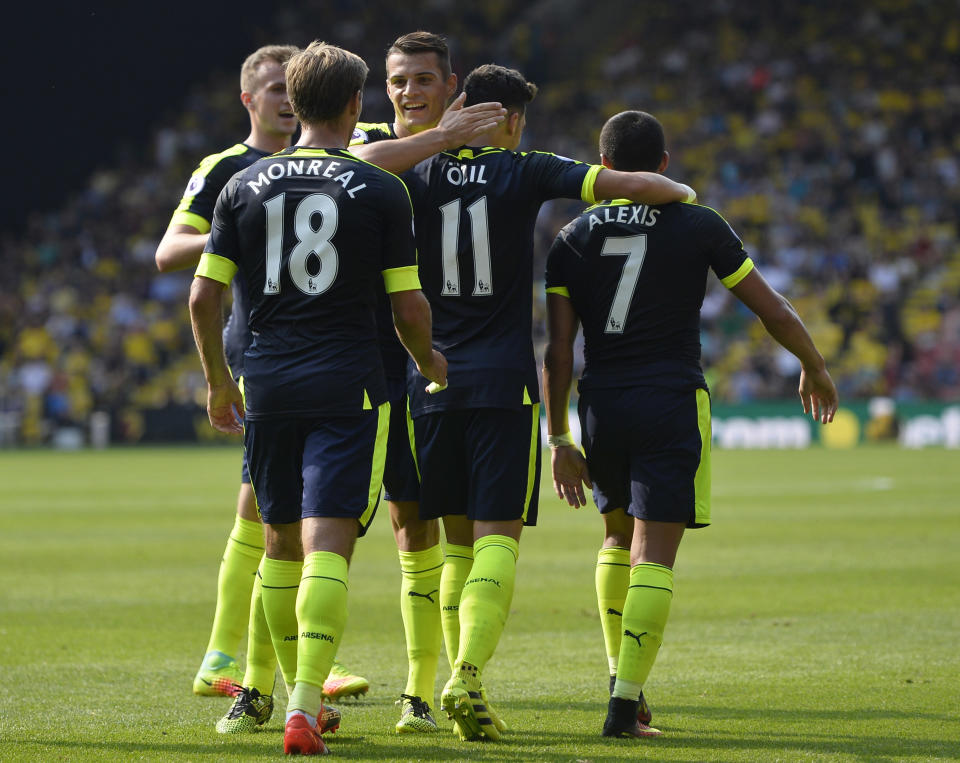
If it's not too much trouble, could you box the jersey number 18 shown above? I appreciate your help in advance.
[262,192,340,296]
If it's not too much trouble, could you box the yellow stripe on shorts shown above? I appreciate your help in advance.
[693,388,712,525]
[361,402,391,530]
[521,403,540,523]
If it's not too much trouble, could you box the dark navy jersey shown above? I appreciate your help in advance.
[403,146,601,415]
[350,122,397,145]
[545,199,753,391]
[170,143,271,377]
[198,146,420,419]
[349,121,408,381]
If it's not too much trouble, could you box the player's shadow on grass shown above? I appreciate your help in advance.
[666,702,957,723]
[509,699,959,760]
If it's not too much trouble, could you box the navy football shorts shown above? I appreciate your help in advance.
[244,403,389,535]
[578,386,711,528]
[240,448,251,484]
[413,405,541,525]
[381,377,420,503]
[237,375,251,485]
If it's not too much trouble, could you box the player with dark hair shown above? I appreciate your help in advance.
[542,109,838,739]
[189,41,447,756]
[347,31,508,735]
[401,68,696,742]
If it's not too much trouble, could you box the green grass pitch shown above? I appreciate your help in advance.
[1,445,958,761]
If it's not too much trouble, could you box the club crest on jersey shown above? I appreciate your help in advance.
[351,127,368,144]
[186,174,205,196]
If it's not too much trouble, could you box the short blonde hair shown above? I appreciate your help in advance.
[240,44,300,93]
[286,41,369,125]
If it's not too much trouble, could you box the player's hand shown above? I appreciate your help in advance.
[799,365,838,424]
[437,93,507,148]
[207,379,244,434]
[551,446,592,508]
[418,349,448,391]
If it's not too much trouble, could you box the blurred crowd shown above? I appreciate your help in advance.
[1,0,958,445]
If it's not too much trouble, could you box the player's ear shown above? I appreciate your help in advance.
[241,91,254,109]
[599,153,614,170]
[658,151,669,173]
[446,73,457,98]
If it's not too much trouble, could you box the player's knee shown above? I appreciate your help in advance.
[391,503,439,550]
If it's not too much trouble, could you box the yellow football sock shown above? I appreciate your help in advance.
[260,556,302,695]
[612,563,673,700]
[294,551,348,692]
[242,558,277,696]
[439,544,474,671]
[456,535,519,673]
[288,680,325,721]
[399,545,443,702]
[206,515,264,656]
[596,546,630,676]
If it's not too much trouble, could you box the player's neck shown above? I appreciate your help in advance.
[467,130,510,150]
[245,129,292,155]
[297,124,351,150]
[393,121,433,139]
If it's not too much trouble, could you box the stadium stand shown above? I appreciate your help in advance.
[1,0,957,445]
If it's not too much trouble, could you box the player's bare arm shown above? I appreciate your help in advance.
[730,269,838,424]
[189,275,244,434]
[593,168,696,206]
[351,94,506,174]
[155,223,209,273]
[389,289,448,388]
[543,292,592,508]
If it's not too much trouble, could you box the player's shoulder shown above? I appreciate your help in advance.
[350,122,395,145]
[186,143,266,196]
[674,201,740,235]
[195,143,265,175]
[516,148,583,164]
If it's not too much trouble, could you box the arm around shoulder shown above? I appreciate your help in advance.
[592,168,695,205]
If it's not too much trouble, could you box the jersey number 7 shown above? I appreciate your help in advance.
[262,192,340,296]
[601,233,647,333]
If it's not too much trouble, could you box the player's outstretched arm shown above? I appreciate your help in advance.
[389,289,448,388]
[730,269,838,424]
[592,168,696,206]
[156,224,210,273]
[543,293,592,508]
[189,275,243,434]
[350,94,506,174]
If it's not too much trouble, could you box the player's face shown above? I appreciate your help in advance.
[248,61,297,138]
[385,52,456,136]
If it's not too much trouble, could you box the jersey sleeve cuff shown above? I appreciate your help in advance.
[195,253,237,285]
[383,265,421,293]
[545,285,571,298]
[170,210,212,234]
[721,257,754,288]
[580,164,604,205]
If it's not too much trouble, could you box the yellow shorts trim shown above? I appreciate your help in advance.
[521,403,540,523]
[361,402,391,529]
[693,388,712,525]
